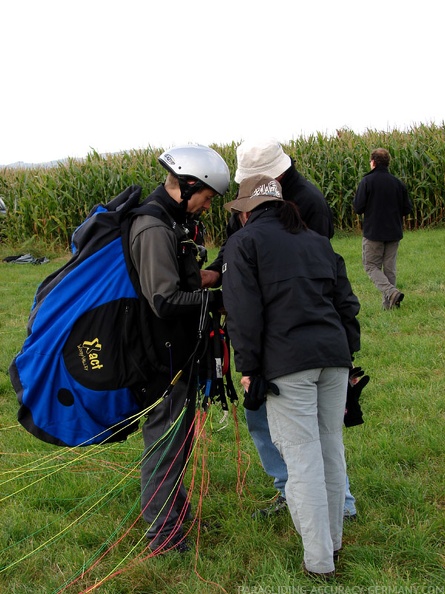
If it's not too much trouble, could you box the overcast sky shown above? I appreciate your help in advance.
[2,0,444,165]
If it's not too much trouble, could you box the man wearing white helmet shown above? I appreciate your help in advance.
[129,144,230,553]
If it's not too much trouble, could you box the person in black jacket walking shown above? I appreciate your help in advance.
[353,148,412,309]
[222,175,361,580]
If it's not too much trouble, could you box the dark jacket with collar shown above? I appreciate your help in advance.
[222,207,360,381]
[353,165,412,241]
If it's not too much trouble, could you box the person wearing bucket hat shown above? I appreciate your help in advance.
[202,137,333,286]
[223,174,284,213]
[234,138,292,183]
[221,174,361,579]
[202,138,358,522]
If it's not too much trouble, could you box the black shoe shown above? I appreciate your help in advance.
[148,532,190,554]
[343,511,357,521]
[157,537,191,554]
[251,495,287,519]
[172,537,191,553]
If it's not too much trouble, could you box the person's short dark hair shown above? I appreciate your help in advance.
[371,148,390,167]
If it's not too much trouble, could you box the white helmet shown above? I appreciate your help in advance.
[158,144,230,197]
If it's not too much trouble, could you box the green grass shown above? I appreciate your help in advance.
[1,229,445,593]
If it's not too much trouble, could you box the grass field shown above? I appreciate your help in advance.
[0,229,444,593]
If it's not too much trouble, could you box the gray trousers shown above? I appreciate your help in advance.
[362,237,399,304]
[266,367,348,574]
[141,375,195,549]
[245,403,356,514]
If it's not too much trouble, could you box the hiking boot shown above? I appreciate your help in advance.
[302,562,335,582]
[389,291,404,309]
[251,495,287,519]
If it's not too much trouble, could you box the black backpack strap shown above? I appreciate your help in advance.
[130,201,187,244]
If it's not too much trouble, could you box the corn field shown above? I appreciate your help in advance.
[1,124,444,249]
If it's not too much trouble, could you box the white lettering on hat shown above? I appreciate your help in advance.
[250,180,282,200]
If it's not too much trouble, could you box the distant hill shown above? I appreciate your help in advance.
[1,159,69,169]
[1,152,123,169]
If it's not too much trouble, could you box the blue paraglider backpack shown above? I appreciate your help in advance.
[9,185,185,447]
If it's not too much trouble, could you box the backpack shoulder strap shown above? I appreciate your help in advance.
[129,201,187,243]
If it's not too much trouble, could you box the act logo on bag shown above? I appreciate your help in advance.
[77,338,104,371]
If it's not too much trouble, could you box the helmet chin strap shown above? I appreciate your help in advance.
[178,177,206,208]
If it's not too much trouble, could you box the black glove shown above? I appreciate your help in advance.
[344,366,370,427]
[243,376,279,411]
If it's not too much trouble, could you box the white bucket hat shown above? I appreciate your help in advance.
[234,137,292,183]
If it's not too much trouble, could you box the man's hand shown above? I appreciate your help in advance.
[200,269,221,288]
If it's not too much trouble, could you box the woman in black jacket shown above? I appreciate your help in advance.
[222,174,361,580]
